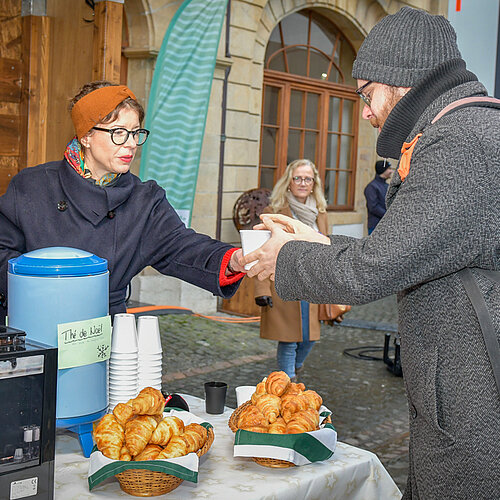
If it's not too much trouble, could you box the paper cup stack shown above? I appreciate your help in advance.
[108,314,139,410]
[137,316,163,392]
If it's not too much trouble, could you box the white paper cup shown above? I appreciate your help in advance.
[137,316,163,355]
[111,314,138,354]
[109,370,137,379]
[109,351,139,363]
[240,230,271,270]
[138,383,161,391]
[109,361,138,369]
[109,385,137,394]
[138,367,162,375]
[138,354,163,362]
[109,373,137,382]
[138,361,162,369]
[235,385,256,407]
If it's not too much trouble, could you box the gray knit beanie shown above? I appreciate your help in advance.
[352,6,462,87]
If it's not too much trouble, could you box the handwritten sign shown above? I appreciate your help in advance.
[57,315,112,370]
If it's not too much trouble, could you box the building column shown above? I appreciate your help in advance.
[20,0,50,169]
[92,0,124,83]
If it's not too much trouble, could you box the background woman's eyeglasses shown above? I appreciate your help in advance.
[92,127,150,146]
[292,176,314,185]
[356,81,373,107]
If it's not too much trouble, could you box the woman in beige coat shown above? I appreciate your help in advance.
[254,159,328,381]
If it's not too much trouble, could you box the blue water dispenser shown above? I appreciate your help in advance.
[7,247,109,457]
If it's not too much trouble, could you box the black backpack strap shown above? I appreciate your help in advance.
[432,96,500,124]
[459,268,500,395]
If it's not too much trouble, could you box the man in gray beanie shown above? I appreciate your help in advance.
[241,6,500,500]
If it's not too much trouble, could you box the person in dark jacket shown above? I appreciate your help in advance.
[364,159,392,234]
[241,7,500,500]
[0,81,245,323]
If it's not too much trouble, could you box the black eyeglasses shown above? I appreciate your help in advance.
[356,81,373,107]
[292,176,314,185]
[92,127,150,146]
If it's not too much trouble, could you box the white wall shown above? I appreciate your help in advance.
[448,1,500,95]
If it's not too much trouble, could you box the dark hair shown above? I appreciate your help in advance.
[69,80,145,123]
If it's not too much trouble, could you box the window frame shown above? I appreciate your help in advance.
[260,70,359,211]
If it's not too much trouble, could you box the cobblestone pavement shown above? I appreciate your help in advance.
[153,294,409,494]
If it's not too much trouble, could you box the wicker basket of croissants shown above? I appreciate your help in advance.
[93,387,214,496]
[228,371,331,468]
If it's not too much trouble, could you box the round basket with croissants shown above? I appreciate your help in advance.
[228,371,332,468]
[93,387,214,496]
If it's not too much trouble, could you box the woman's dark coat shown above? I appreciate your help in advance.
[0,160,239,322]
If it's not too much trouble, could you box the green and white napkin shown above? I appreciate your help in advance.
[88,408,212,491]
[233,407,336,466]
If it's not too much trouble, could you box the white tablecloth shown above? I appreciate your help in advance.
[54,394,402,499]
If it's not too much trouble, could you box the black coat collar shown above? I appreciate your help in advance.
[58,160,136,226]
[377,59,479,160]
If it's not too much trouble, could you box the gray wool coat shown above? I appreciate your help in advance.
[275,79,500,499]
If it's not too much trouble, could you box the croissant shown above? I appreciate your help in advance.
[302,390,322,411]
[281,394,309,423]
[182,423,208,453]
[94,414,124,460]
[130,387,165,415]
[113,402,135,426]
[286,409,319,434]
[268,417,287,434]
[124,415,158,456]
[251,378,267,405]
[240,425,268,433]
[150,415,184,445]
[255,394,281,424]
[283,382,305,396]
[152,413,164,424]
[237,404,268,430]
[133,444,163,461]
[265,371,290,397]
[119,445,132,461]
[157,435,188,459]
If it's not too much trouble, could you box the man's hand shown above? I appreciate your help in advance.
[255,295,273,307]
[243,214,330,281]
[243,217,295,280]
[259,214,331,243]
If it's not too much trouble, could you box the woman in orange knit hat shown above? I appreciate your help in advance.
[0,81,244,322]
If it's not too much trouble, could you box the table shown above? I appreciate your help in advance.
[54,395,402,499]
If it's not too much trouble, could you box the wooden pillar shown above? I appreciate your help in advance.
[19,15,50,170]
[92,0,124,83]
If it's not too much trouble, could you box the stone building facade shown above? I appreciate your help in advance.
[125,0,448,312]
[0,0,448,313]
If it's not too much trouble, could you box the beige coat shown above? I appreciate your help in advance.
[254,205,328,342]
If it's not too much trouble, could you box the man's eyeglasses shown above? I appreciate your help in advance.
[356,81,373,107]
[292,176,314,185]
[92,127,150,146]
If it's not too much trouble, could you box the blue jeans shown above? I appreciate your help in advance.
[277,301,316,378]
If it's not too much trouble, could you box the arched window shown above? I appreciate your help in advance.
[260,9,359,210]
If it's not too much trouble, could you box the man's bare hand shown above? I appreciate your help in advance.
[242,218,294,280]
[260,214,331,244]
[243,215,331,280]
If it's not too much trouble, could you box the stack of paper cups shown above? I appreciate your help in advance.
[137,316,163,392]
[108,313,138,410]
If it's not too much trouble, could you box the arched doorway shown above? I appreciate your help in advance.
[259,9,359,210]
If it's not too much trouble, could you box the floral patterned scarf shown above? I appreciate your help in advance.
[64,137,120,187]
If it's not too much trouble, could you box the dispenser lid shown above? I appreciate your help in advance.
[8,247,108,276]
